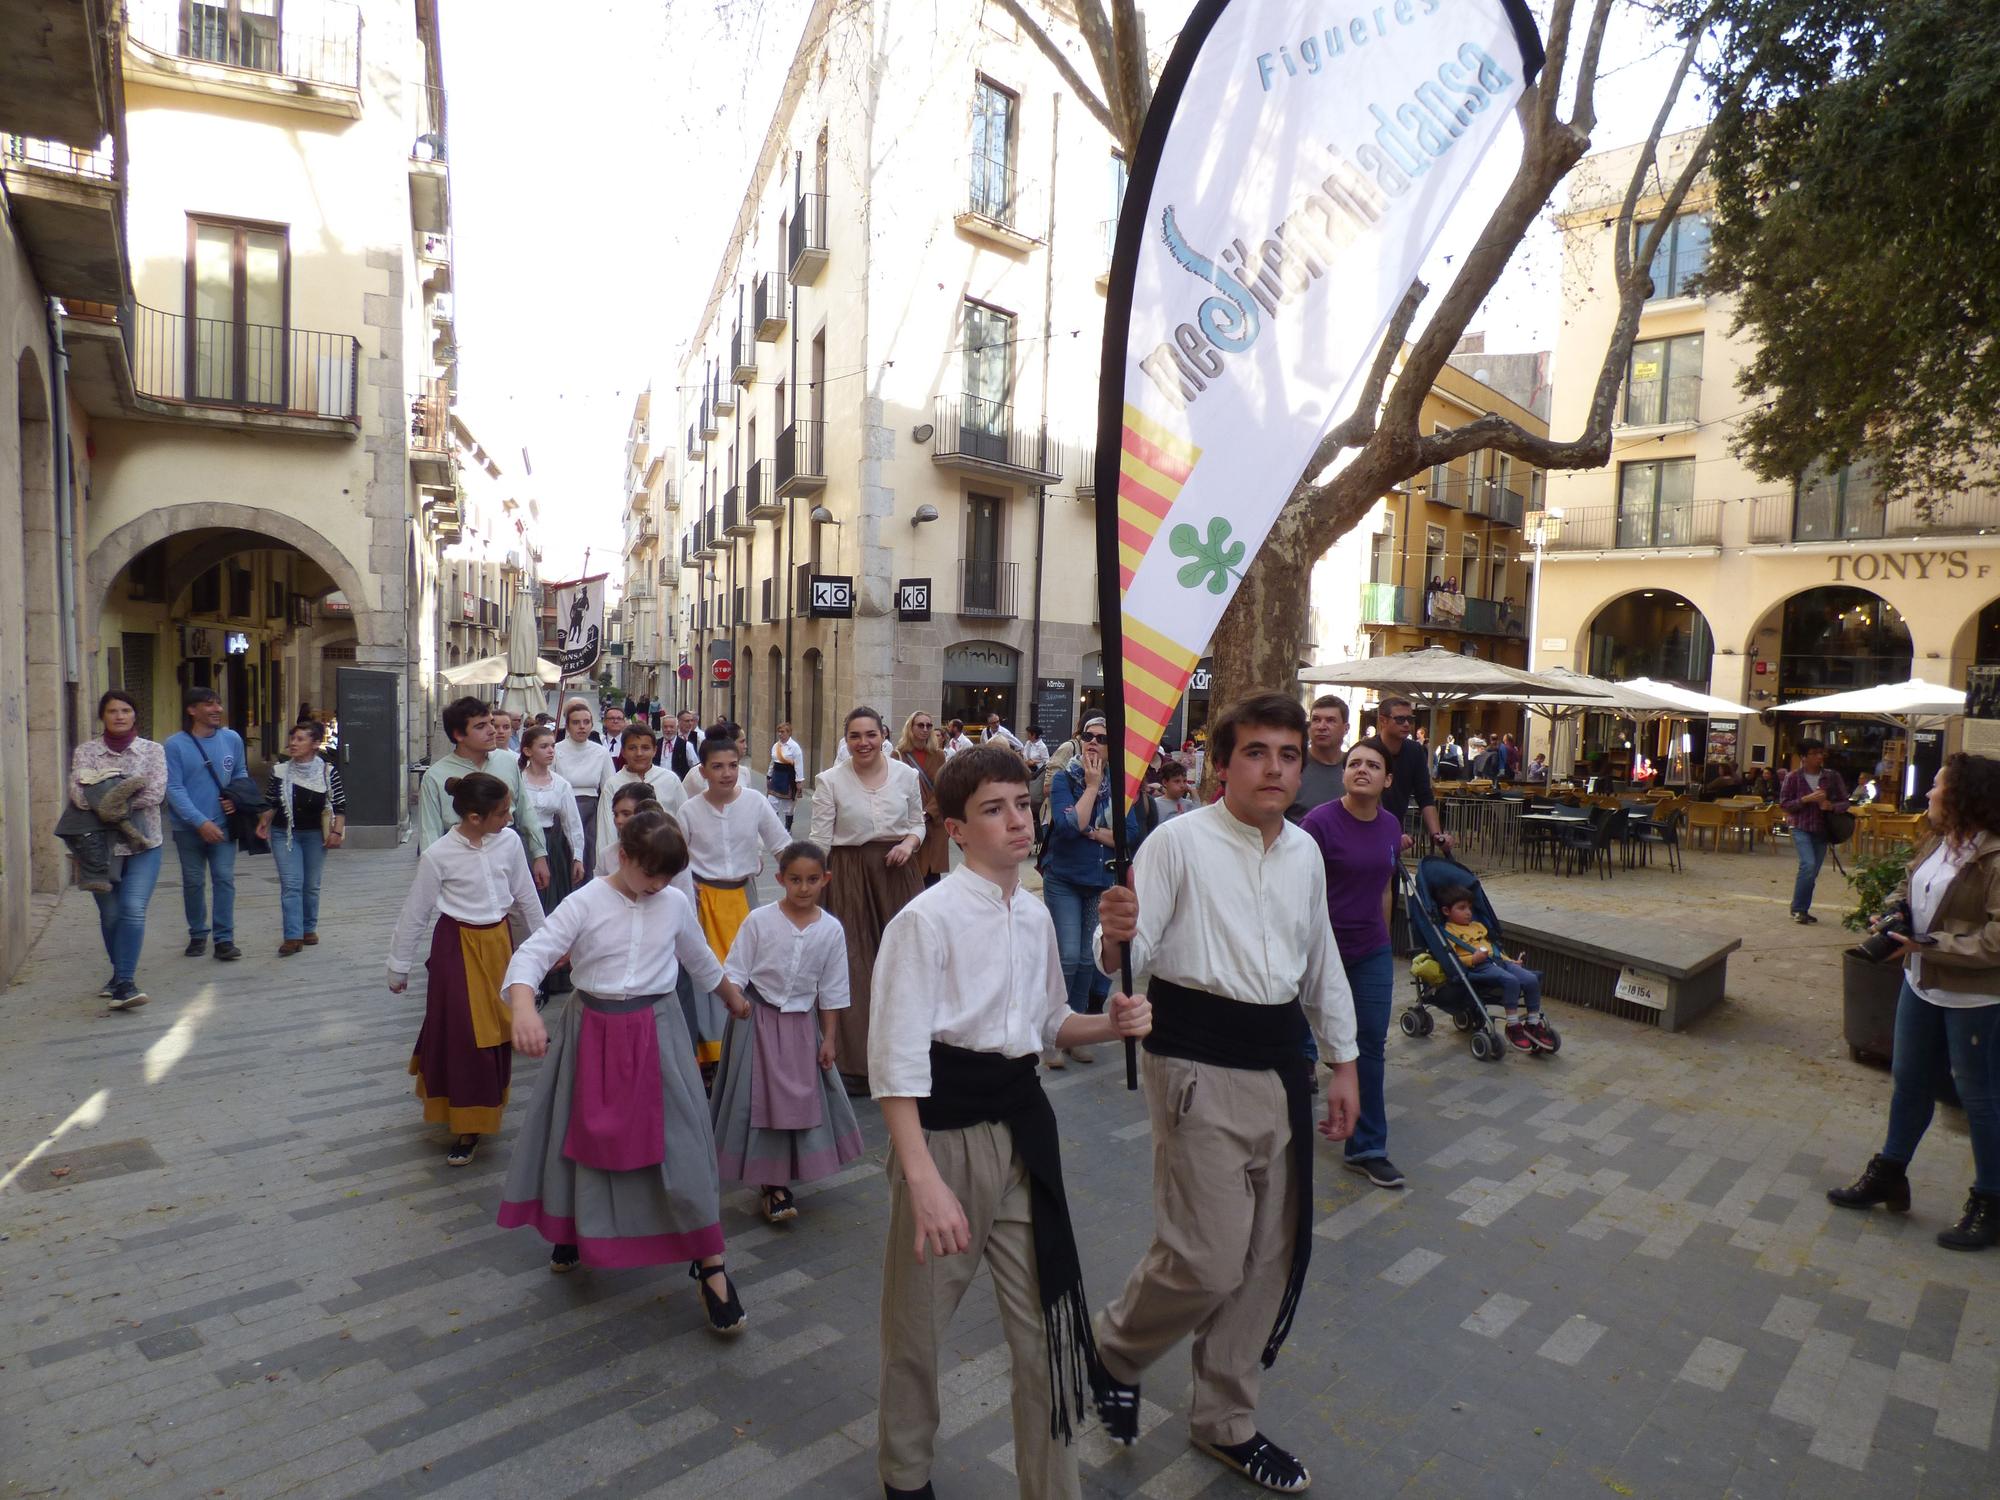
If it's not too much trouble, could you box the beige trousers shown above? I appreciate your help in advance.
[878,1119,1081,1500]
[1095,1052,1296,1447]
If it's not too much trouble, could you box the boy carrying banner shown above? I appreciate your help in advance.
[871,745,1152,1500]
[1092,692,1359,1493]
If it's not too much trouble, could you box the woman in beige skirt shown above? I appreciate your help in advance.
[809,705,925,1091]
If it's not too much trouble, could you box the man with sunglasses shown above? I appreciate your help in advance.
[1373,695,1450,854]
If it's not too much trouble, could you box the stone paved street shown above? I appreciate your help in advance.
[3,844,1998,1499]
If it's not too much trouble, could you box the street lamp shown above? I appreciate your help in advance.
[1526,506,1564,767]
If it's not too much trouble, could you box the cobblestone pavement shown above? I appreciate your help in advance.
[3,844,1997,1499]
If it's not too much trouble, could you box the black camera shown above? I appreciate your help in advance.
[1857,902,1914,963]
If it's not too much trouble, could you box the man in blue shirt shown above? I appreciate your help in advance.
[164,688,246,961]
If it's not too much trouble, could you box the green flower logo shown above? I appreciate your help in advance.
[1169,517,1246,595]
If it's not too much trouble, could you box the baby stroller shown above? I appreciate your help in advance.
[1397,855,1561,1063]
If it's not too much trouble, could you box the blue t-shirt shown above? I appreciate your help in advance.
[165,728,248,830]
[1300,798,1406,960]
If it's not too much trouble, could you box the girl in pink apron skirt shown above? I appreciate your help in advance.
[497,808,752,1335]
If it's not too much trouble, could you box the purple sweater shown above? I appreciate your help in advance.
[1779,767,1850,836]
[1301,799,1406,960]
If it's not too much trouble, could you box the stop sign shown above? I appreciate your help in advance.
[712,659,734,683]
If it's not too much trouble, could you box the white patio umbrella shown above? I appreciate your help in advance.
[1620,678,1757,718]
[1469,666,1684,777]
[1301,649,1611,767]
[1771,677,1964,805]
[439,652,561,690]
[495,580,548,721]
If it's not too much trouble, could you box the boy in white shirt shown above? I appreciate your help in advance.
[594,721,683,858]
[871,745,1151,1500]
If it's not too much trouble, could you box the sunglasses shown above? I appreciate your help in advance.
[1081,731,1109,743]
[1387,715,1415,725]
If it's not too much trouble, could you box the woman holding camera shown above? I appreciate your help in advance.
[1828,752,2000,1250]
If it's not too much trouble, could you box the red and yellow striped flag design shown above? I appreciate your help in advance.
[1115,405,1204,802]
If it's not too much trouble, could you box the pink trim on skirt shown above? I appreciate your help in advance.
[562,1005,665,1171]
[495,1199,724,1267]
[750,1000,823,1130]
[717,1130,867,1189]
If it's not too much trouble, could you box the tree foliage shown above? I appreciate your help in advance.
[1702,0,2000,502]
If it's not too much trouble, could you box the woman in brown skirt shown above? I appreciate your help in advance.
[892,709,952,889]
[809,705,925,1091]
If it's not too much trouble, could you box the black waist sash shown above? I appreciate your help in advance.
[917,1042,1095,1442]
[1144,979,1313,1369]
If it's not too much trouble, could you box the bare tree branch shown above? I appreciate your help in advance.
[1323,280,1428,452]
[1068,0,1134,154]
[1109,0,1152,137]
[991,0,1117,141]
[1568,0,1620,137]
[1537,0,1577,135]
[1614,19,1708,279]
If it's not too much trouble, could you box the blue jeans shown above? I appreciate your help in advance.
[1469,958,1542,1014]
[1343,946,1395,1163]
[171,824,237,943]
[1791,831,1830,915]
[92,844,163,984]
[1882,981,2000,1194]
[1042,873,1106,1015]
[269,830,326,941]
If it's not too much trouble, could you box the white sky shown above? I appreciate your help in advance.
[438,0,1708,581]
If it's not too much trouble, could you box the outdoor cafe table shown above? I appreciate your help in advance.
[1518,809,1588,872]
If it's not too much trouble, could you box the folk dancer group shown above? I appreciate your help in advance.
[388,691,1359,1495]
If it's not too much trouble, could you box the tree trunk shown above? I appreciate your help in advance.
[1207,507,1314,722]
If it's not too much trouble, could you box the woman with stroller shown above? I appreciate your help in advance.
[1302,737,1413,1189]
[1827,752,2000,1250]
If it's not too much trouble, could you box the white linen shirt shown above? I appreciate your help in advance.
[870,865,1071,1098]
[809,756,926,849]
[387,827,545,978]
[722,903,851,1014]
[503,878,721,1000]
[521,771,585,857]
[1094,801,1359,1063]
[681,764,708,800]
[678,791,790,882]
[552,736,612,800]
[594,765,686,855]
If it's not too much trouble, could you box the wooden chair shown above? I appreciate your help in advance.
[1872,814,1928,851]
[1685,801,1733,853]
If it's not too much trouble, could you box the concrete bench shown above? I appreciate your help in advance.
[1491,902,1740,1032]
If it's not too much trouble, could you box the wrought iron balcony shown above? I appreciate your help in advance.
[1545,500,1721,552]
[126,0,363,92]
[1360,583,1416,626]
[724,482,754,537]
[1620,374,1701,429]
[119,301,360,423]
[713,361,735,416]
[730,321,755,386]
[753,272,786,339]
[410,377,452,482]
[0,134,125,303]
[790,193,830,284]
[957,558,1018,619]
[931,396,1062,484]
[1074,446,1097,500]
[699,397,718,440]
[775,419,826,496]
[956,155,1044,249]
[746,457,784,519]
[688,420,705,459]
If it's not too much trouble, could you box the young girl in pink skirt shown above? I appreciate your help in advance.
[497,808,752,1334]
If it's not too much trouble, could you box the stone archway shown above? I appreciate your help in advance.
[1581,588,1715,690]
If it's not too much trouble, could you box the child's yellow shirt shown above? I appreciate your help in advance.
[1444,919,1492,964]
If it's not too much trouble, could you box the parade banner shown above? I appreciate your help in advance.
[1094,0,1544,802]
[550,573,608,678]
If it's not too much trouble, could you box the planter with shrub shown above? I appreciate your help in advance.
[1841,845,1914,1067]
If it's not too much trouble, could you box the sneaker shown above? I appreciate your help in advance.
[1792,911,1819,925]
[550,1243,581,1275]
[97,977,118,1000]
[1344,1156,1406,1189]
[183,938,207,958]
[446,1136,477,1167]
[1194,1433,1311,1493]
[107,981,150,1011]
[1090,1366,1141,1445]
[1523,1016,1558,1053]
[213,942,242,962]
[1504,1020,1537,1053]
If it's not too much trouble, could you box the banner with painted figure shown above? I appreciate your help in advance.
[1094,0,1544,801]
[550,573,608,678]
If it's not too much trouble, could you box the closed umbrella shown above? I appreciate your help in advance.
[496,579,549,721]
[439,652,562,690]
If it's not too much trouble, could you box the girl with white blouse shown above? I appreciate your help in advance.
[808,705,926,1088]
[553,699,613,875]
[387,773,545,1167]
[519,725,587,997]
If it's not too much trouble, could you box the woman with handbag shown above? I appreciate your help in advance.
[256,721,346,956]
[1828,752,2000,1250]
[1778,739,1850,924]
[69,690,169,1009]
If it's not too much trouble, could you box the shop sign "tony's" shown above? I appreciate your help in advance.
[1829,550,1991,583]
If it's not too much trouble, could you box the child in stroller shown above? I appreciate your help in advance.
[1438,884,1558,1054]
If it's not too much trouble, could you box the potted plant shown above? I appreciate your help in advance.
[1841,845,1914,1067]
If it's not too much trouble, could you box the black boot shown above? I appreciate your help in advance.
[1827,1154,1911,1213]
[1937,1189,2000,1251]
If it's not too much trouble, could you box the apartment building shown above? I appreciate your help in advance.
[616,389,676,706]
[668,0,1151,773]
[1538,127,1993,786]
[1306,359,1547,744]
[0,0,465,975]
[440,421,541,675]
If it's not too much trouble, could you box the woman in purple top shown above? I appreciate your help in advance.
[1302,738,1411,1189]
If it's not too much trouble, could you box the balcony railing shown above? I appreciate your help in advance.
[1769,485,2000,544]
[1621,374,1701,428]
[1464,483,1527,528]
[688,420,704,459]
[747,457,784,519]
[958,155,1043,245]
[957,558,1018,619]
[932,396,1063,482]
[776,419,826,495]
[730,322,755,385]
[1360,582,1416,626]
[1075,445,1097,500]
[1545,500,1721,551]
[127,0,363,91]
[753,271,786,339]
[713,361,735,416]
[1460,596,1527,637]
[124,301,359,420]
[410,377,450,467]
[790,193,830,283]
[699,397,718,439]
[1426,470,1470,508]
[725,482,755,537]
[2,134,116,181]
